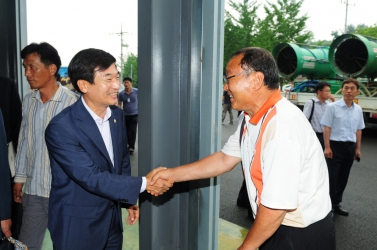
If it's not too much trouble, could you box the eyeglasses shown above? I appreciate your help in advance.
[223,70,252,83]
[321,90,331,93]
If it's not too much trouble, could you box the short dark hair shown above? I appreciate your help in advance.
[123,76,132,83]
[68,48,116,94]
[342,78,360,89]
[315,81,331,94]
[229,47,279,90]
[21,42,61,78]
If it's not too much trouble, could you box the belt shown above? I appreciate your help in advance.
[331,140,355,145]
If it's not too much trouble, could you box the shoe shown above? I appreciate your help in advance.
[229,122,233,125]
[129,148,134,155]
[333,206,349,216]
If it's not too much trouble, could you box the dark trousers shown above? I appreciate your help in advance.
[326,140,356,207]
[11,177,23,239]
[125,114,138,149]
[315,132,324,150]
[260,212,335,250]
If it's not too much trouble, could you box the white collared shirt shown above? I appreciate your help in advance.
[81,98,114,166]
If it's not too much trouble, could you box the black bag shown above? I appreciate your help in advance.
[0,237,13,250]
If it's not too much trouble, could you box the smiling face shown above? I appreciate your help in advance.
[78,63,120,115]
[22,53,56,89]
[224,54,255,112]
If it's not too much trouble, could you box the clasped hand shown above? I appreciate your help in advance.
[146,167,174,196]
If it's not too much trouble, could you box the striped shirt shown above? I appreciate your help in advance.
[14,84,78,198]
[302,97,330,133]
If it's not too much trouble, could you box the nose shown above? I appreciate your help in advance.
[223,83,229,91]
[24,68,31,77]
[112,78,120,90]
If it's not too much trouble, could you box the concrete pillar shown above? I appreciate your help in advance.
[138,0,224,249]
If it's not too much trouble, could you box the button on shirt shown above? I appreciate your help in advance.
[81,98,146,192]
[303,97,330,133]
[14,84,78,197]
[320,98,365,142]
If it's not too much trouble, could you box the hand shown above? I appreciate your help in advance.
[324,147,332,159]
[1,219,12,238]
[355,148,361,161]
[329,94,335,102]
[13,183,23,203]
[146,167,174,196]
[125,205,139,225]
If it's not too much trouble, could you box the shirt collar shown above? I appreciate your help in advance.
[32,82,63,103]
[81,97,112,123]
[340,98,354,108]
[249,90,282,125]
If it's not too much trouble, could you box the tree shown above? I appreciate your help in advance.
[123,53,138,87]
[354,23,377,38]
[223,0,259,69]
[253,0,312,52]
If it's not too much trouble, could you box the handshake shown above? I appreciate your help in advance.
[145,167,174,196]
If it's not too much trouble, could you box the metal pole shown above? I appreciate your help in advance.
[120,24,123,84]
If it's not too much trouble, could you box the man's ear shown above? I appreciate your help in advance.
[252,71,265,91]
[49,64,57,77]
[77,80,88,93]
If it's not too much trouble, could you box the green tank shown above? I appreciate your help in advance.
[329,34,377,80]
[272,43,337,80]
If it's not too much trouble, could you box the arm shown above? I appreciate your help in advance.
[323,126,332,158]
[151,151,240,184]
[238,205,286,250]
[355,130,362,159]
[13,99,28,202]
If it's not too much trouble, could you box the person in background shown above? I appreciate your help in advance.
[0,110,12,240]
[321,78,365,217]
[222,89,233,125]
[118,77,138,154]
[13,42,78,250]
[303,81,334,149]
[151,47,335,250]
[0,76,22,239]
[45,48,172,250]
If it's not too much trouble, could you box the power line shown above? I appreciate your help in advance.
[341,0,355,33]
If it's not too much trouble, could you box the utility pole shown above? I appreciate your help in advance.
[111,25,129,86]
[341,0,355,33]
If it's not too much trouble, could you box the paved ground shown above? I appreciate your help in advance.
[220,109,377,250]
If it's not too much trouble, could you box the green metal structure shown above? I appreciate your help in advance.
[329,34,377,81]
[273,43,337,80]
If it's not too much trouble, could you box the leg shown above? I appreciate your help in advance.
[11,177,23,239]
[127,115,138,150]
[227,104,233,124]
[104,209,123,250]
[334,143,356,205]
[222,104,227,122]
[18,194,49,250]
[326,141,344,208]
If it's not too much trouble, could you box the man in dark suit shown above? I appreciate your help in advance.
[0,76,22,239]
[45,48,172,250]
[0,109,12,239]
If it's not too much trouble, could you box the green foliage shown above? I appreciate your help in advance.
[253,0,312,51]
[123,53,138,87]
[354,23,377,38]
[223,0,312,70]
[223,0,259,70]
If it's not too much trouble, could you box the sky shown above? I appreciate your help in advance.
[27,0,376,67]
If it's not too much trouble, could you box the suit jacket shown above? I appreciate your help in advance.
[45,98,142,250]
[0,76,22,151]
[0,110,11,221]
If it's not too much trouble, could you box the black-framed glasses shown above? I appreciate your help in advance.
[223,70,252,83]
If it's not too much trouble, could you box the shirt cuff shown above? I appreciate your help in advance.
[140,177,146,193]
